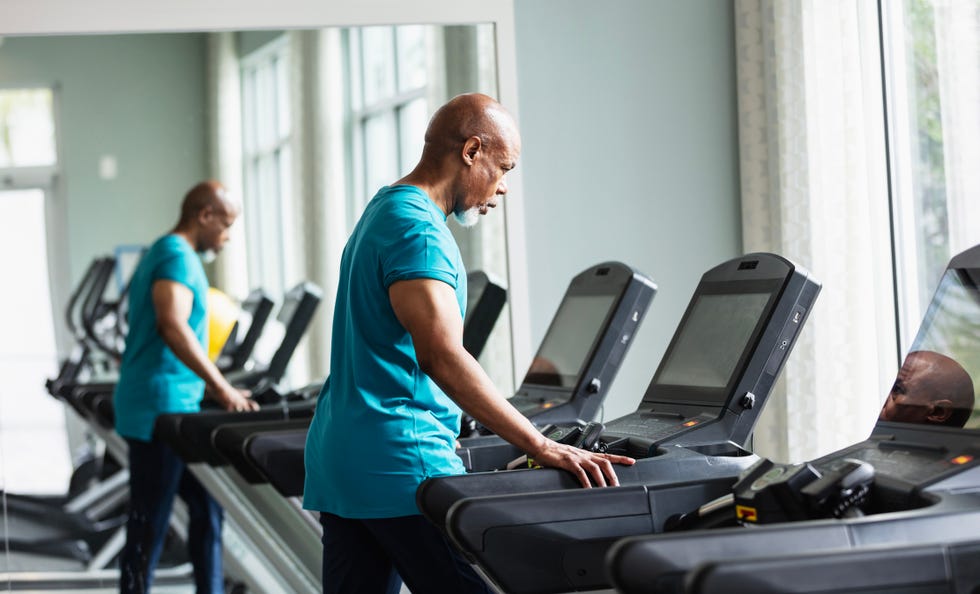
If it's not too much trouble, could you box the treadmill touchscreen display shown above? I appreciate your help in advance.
[523,294,618,388]
[277,294,299,324]
[655,292,772,390]
[878,269,980,430]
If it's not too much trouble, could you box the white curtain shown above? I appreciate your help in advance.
[933,0,980,255]
[735,0,898,463]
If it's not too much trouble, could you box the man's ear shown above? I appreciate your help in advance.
[197,205,214,224]
[462,136,482,165]
[927,399,954,423]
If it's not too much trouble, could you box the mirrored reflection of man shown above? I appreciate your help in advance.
[113,181,258,594]
[303,93,635,594]
[879,350,976,428]
[525,356,563,386]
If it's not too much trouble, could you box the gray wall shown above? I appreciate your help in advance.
[513,0,742,420]
[0,33,208,289]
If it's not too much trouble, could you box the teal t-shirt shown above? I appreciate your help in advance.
[113,234,209,442]
[303,185,467,518]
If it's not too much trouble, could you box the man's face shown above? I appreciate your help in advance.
[199,203,238,253]
[454,134,521,227]
[878,351,961,424]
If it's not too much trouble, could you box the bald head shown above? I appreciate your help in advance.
[421,93,521,162]
[174,180,239,254]
[397,93,521,222]
[880,350,976,427]
[177,181,236,227]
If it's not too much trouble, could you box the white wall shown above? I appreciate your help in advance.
[513,0,742,421]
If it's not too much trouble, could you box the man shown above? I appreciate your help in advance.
[113,180,258,594]
[304,93,635,594]
[879,350,976,427]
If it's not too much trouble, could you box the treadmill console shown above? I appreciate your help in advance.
[831,250,980,498]
[876,267,980,433]
[217,288,275,373]
[606,244,980,594]
[506,261,657,426]
[226,281,323,391]
[603,253,821,455]
[462,270,507,360]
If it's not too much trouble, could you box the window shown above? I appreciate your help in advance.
[0,88,57,168]
[342,24,515,394]
[0,188,68,493]
[883,0,980,351]
[347,25,430,226]
[241,37,294,299]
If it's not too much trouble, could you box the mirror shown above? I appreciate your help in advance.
[0,23,514,583]
[878,268,980,429]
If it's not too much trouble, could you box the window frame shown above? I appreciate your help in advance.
[346,25,430,227]
[878,0,980,356]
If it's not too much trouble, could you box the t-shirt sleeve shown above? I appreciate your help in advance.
[152,243,195,289]
[382,222,459,290]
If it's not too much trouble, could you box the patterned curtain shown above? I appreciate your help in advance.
[735,0,898,462]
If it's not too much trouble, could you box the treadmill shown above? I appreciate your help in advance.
[78,286,282,432]
[216,288,275,373]
[456,261,657,472]
[213,269,511,499]
[153,281,324,457]
[224,281,323,392]
[608,243,980,594]
[0,284,314,575]
[71,283,304,434]
[420,252,820,593]
[241,261,656,503]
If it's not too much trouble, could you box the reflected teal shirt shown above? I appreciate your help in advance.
[113,235,208,441]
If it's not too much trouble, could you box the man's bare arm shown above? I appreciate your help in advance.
[389,277,634,488]
[152,280,258,412]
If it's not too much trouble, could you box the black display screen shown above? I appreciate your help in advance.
[522,294,618,388]
[651,291,773,402]
[879,269,980,430]
[466,274,487,316]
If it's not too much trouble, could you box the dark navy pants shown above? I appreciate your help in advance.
[119,438,223,594]
[319,512,493,594]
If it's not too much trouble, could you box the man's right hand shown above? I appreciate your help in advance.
[211,385,259,412]
[153,279,261,414]
[528,439,635,488]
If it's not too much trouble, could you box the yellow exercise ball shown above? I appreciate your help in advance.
[207,288,240,361]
